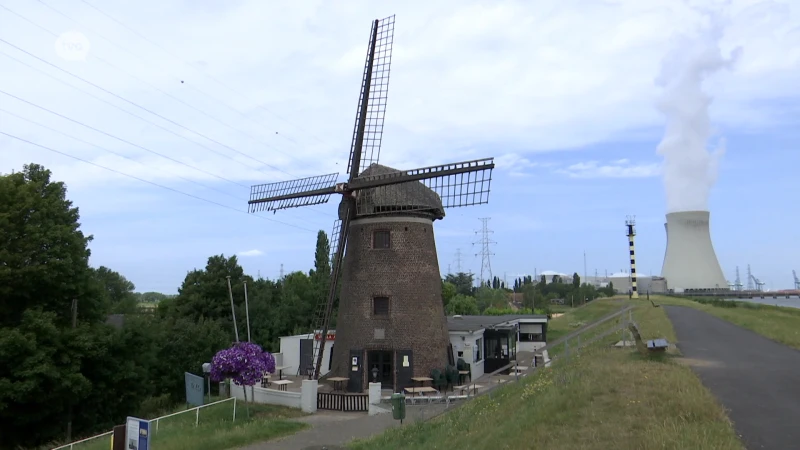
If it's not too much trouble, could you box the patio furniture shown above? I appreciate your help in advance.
[327,376,349,392]
[272,379,293,391]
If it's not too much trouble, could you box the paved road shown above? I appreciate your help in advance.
[665,306,800,450]
[240,403,449,450]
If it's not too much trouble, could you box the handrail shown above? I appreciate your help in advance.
[534,305,633,355]
[51,397,237,449]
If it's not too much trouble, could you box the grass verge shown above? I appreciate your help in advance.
[545,296,629,342]
[63,398,307,450]
[654,295,800,350]
[350,300,743,450]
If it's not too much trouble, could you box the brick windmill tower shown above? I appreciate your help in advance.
[248,15,494,393]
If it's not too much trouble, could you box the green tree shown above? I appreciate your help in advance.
[474,286,508,312]
[94,266,138,314]
[444,272,475,296]
[441,281,457,308]
[0,164,104,326]
[309,230,331,300]
[572,272,581,289]
[445,294,480,315]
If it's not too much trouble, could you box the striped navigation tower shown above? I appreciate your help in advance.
[626,216,639,299]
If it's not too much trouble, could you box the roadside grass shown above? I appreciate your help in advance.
[546,296,629,342]
[350,301,743,450]
[654,295,800,350]
[58,398,307,450]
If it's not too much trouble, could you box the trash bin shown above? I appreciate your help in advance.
[391,393,406,422]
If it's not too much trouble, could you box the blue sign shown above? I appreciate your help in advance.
[185,372,205,407]
[125,417,150,450]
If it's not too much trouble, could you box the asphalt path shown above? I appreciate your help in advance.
[665,305,800,450]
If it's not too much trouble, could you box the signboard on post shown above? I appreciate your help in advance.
[125,417,150,450]
[185,372,205,407]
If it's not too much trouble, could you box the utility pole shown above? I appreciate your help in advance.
[66,299,77,441]
[243,281,252,342]
[473,218,495,285]
[454,248,463,273]
[226,276,240,342]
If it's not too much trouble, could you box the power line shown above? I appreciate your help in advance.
[30,0,301,162]
[0,130,317,232]
[473,217,495,285]
[0,32,290,177]
[0,107,240,201]
[77,0,331,150]
[0,88,245,188]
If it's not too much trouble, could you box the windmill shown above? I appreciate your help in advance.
[248,15,494,391]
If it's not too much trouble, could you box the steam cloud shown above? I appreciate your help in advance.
[654,15,742,213]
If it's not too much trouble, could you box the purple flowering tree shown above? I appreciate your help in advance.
[210,342,276,403]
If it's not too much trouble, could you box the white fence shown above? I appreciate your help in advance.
[51,397,237,450]
[230,380,317,413]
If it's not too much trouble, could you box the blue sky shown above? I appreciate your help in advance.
[1,0,798,293]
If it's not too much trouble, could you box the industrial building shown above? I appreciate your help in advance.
[661,210,727,292]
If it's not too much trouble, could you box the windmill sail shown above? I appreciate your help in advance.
[347,15,395,176]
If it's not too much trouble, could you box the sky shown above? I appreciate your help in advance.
[1,0,798,293]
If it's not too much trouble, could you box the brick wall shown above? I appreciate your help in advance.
[330,216,450,389]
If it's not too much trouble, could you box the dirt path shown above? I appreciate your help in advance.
[665,305,800,450]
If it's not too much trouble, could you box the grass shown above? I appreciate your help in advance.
[654,295,800,350]
[545,296,629,342]
[62,398,307,450]
[350,299,743,450]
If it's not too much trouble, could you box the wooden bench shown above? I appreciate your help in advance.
[403,386,438,397]
[272,379,293,391]
[454,384,483,395]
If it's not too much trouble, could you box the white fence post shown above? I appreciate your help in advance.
[233,397,237,422]
[195,407,199,427]
[301,379,318,413]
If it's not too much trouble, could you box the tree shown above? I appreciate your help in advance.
[540,274,546,285]
[444,272,474,296]
[441,281,457,308]
[309,230,331,301]
[474,286,508,312]
[172,254,250,329]
[0,164,104,327]
[573,272,581,289]
[445,294,480,315]
[94,266,138,314]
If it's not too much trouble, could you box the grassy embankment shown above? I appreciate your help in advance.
[61,398,307,450]
[350,298,743,450]
[653,295,800,350]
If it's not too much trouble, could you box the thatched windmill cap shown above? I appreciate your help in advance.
[354,163,446,219]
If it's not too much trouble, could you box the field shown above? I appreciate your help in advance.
[58,398,307,450]
[654,295,800,349]
[350,299,743,450]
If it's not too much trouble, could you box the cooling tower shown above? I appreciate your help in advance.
[661,210,727,291]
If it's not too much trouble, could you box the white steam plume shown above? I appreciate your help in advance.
[654,15,742,213]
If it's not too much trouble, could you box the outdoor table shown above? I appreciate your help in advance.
[327,377,349,392]
[274,365,290,379]
[272,380,293,391]
[411,376,433,388]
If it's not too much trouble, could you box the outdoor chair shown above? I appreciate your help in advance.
[429,368,447,392]
[445,365,459,392]
[456,358,471,384]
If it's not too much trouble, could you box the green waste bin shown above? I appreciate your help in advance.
[391,393,406,422]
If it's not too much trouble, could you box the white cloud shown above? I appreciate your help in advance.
[0,0,797,194]
[237,249,263,257]
[557,160,661,179]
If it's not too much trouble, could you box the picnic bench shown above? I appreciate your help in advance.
[272,379,293,391]
[454,383,483,396]
[327,377,349,393]
[647,338,669,352]
[403,386,438,397]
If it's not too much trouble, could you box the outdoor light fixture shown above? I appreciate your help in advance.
[306,364,314,380]
[201,363,211,403]
[371,366,379,383]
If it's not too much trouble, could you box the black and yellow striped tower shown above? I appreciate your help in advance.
[626,216,639,299]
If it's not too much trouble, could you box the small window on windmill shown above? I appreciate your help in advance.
[373,296,390,315]
[373,230,390,249]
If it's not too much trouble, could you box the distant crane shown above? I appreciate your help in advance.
[793,270,800,290]
[749,273,766,292]
[734,266,743,291]
[747,265,755,291]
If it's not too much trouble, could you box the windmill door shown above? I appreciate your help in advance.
[395,350,413,393]
[348,349,364,393]
[299,339,313,376]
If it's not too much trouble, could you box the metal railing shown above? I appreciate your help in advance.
[51,397,237,450]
